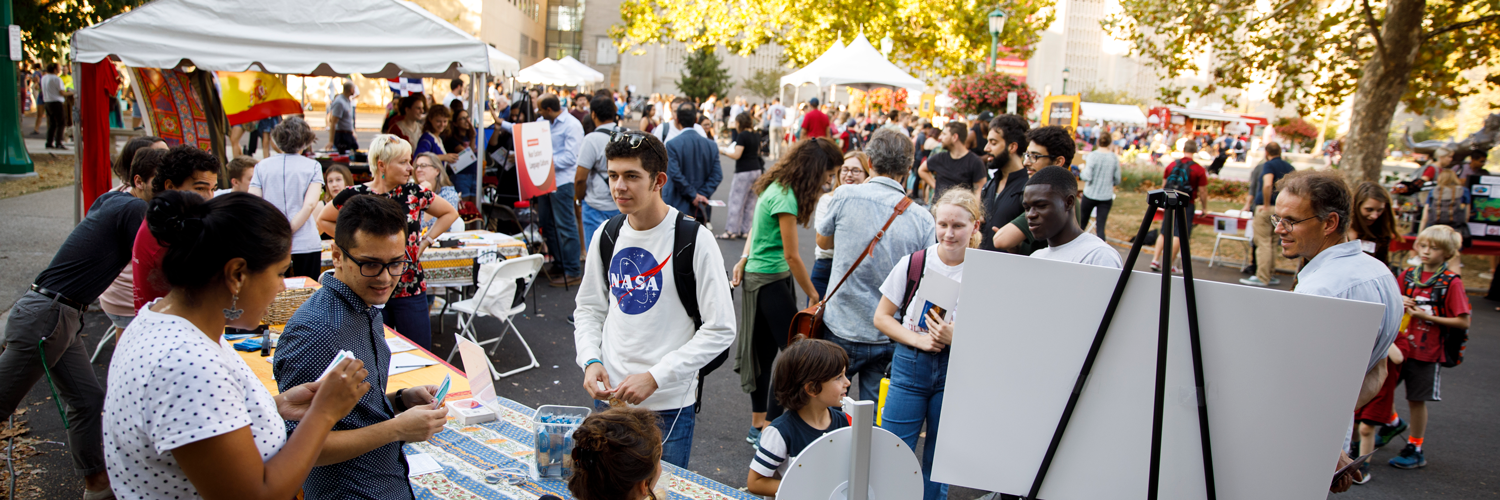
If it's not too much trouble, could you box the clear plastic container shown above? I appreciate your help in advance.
[532,404,591,479]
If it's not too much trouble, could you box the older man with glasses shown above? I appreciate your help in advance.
[274,194,449,500]
[1272,171,1403,492]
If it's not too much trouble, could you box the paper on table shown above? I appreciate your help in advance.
[406,453,443,477]
[283,278,307,289]
[456,334,498,405]
[912,270,960,331]
[390,352,438,375]
[386,337,418,353]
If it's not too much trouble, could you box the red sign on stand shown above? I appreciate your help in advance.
[513,121,556,199]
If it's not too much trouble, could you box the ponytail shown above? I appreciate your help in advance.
[147,191,291,292]
[568,408,662,500]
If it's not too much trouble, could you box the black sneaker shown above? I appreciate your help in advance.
[1354,462,1372,485]
[1388,443,1426,469]
[1376,418,1408,448]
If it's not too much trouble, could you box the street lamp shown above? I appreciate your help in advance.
[988,9,1007,72]
[881,35,893,57]
[1062,67,1071,94]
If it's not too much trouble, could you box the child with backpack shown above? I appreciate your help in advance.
[745,337,853,497]
[1387,224,1472,471]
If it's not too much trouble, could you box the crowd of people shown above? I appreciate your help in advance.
[2,68,1491,500]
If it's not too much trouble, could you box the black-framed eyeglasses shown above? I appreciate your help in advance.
[1023,152,1058,161]
[1270,214,1323,231]
[337,244,412,277]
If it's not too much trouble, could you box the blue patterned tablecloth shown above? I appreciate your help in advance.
[404,397,757,500]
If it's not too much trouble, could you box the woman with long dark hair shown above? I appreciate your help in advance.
[104,191,368,499]
[731,137,843,445]
[1348,180,1399,268]
[442,102,479,198]
[568,408,664,500]
[384,94,427,143]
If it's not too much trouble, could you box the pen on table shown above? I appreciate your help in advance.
[394,364,432,369]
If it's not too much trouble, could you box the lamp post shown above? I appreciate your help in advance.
[0,0,34,176]
[987,9,1007,72]
[1062,67,1071,95]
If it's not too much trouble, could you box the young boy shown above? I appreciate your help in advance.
[747,338,853,496]
[214,155,256,197]
[1388,225,1471,470]
[1352,343,1405,484]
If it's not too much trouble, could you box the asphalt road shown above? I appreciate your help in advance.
[3,147,1496,499]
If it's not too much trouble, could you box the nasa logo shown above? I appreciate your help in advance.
[609,247,667,314]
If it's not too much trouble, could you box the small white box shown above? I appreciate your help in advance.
[446,398,496,425]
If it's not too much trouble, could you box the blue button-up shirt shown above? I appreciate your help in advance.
[502,111,584,183]
[1295,240,1403,372]
[816,177,936,343]
[274,273,409,500]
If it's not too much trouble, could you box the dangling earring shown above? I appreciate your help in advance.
[223,293,244,321]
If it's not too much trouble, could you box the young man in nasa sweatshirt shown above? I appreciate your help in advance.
[573,130,736,468]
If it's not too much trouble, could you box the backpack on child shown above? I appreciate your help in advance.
[1163,158,1196,197]
[1427,186,1473,247]
[598,212,729,412]
[1400,266,1469,368]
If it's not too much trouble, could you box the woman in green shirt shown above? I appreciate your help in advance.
[731,137,843,444]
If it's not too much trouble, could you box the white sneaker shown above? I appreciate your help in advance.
[1239,276,1270,287]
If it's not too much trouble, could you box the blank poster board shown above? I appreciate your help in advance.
[931,251,1384,500]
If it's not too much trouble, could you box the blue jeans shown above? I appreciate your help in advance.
[823,326,894,402]
[880,344,950,500]
[535,183,582,277]
[382,292,432,350]
[810,257,832,302]
[451,164,477,198]
[580,203,621,254]
[595,401,696,469]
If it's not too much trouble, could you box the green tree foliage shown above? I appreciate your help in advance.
[1103,0,1500,180]
[611,0,1056,80]
[1080,86,1147,108]
[16,0,149,64]
[742,69,783,101]
[676,46,731,102]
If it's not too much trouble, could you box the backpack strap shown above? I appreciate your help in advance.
[897,249,928,321]
[597,214,629,296]
[821,197,913,305]
[672,211,701,327]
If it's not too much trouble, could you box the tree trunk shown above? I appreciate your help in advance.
[1343,0,1427,181]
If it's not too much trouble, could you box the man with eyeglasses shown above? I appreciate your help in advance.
[1273,171,1402,492]
[574,130,736,468]
[274,194,449,499]
[990,125,1074,254]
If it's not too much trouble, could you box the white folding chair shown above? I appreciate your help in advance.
[446,254,544,379]
[1209,221,1253,268]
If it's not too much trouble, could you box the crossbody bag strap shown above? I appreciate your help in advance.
[820,197,913,305]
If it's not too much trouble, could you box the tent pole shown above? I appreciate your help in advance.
[71,42,82,224]
[471,72,485,227]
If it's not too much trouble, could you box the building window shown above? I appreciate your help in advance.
[596,37,618,65]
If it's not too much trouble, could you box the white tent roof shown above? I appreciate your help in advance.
[815,34,926,91]
[487,46,520,76]
[780,40,845,88]
[516,58,590,86]
[1079,102,1148,124]
[1167,106,1249,123]
[74,0,500,78]
[558,56,605,84]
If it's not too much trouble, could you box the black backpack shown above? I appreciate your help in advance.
[1400,267,1469,368]
[1164,158,1196,197]
[598,212,730,412]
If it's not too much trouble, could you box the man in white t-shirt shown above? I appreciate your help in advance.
[767,97,788,158]
[573,130,735,468]
[1025,166,1123,268]
[443,79,466,110]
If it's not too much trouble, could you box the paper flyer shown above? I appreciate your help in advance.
[912,271,960,331]
[455,334,498,406]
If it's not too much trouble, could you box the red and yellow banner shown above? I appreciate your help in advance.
[219,71,302,126]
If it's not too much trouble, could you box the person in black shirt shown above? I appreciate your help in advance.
[0,153,159,498]
[720,112,764,239]
[978,114,1031,251]
[918,121,986,199]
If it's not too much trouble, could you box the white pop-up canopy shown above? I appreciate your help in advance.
[487,46,521,77]
[558,56,605,84]
[516,58,591,86]
[815,34,926,91]
[780,40,845,88]
[74,0,502,77]
[1079,102,1148,124]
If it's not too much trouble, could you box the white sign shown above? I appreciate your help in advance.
[1213,217,1237,234]
[1006,91,1017,115]
[8,26,20,62]
[931,251,1383,500]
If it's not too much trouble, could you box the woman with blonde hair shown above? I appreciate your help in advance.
[807,151,873,297]
[414,152,460,233]
[874,187,983,500]
[316,134,458,350]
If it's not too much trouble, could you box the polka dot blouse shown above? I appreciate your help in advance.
[103,301,287,499]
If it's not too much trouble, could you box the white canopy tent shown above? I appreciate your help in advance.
[1079,102,1148,124]
[516,58,591,87]
[70,0,513,221]
[558,56,605,84]
[814,34,925,91]
[780,40,845,88]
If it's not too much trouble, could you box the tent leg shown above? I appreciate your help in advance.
[71,49,82,224]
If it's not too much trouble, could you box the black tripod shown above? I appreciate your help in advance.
[1023,189,1218,500]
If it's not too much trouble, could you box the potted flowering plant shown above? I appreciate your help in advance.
[948,73,1038,117]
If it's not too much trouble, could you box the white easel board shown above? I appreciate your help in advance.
[931,251,1384,500]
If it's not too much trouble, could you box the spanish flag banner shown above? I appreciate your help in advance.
[219,71,303,126]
